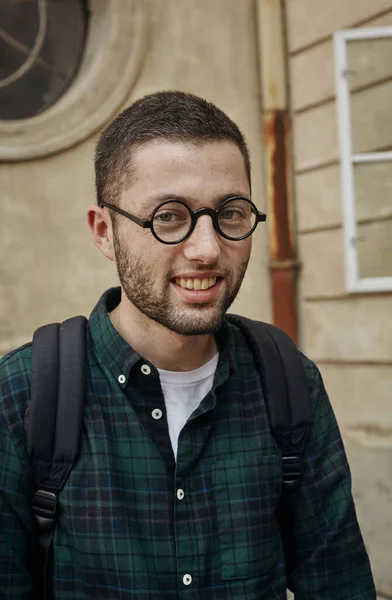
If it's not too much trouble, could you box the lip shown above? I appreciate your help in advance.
[171,278,223,304]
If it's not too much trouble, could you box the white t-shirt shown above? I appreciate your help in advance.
[157,353,219,460]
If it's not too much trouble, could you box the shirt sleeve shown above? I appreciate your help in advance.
[0,390,36,598]
[287,356,376,599]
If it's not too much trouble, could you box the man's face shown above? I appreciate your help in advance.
[112,140,252,335]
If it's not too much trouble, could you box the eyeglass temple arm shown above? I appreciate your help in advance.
[100,202,151,228]
[257,211,267,222]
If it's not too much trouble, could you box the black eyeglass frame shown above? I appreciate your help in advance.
[100,197,267,245]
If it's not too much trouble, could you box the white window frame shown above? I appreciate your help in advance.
[334,27,392,293]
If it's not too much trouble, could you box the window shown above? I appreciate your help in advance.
[0,0,88,120]
[334,27,392,293]
[0,0,147,161]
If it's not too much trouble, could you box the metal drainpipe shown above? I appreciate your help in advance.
[256,0,299,344]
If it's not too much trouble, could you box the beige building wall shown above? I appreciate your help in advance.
[0,0,270,357]
[285,0,392,595]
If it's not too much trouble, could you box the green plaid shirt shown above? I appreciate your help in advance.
[0,288,375,599]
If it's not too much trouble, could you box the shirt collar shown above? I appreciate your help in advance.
[88,287,236,389]
[88,287,140,388]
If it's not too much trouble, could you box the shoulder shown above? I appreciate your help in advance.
[298,350,325,392]
[0,342,33,397]
[0,342,33,454]
[226,314,329,406]
[298,350,329,408]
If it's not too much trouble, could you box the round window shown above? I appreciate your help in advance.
[0,0,88,121]
[0,0,147,161]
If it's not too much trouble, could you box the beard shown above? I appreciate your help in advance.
[113,231,249,336]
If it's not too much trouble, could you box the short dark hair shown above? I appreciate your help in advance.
[95,90,251,207]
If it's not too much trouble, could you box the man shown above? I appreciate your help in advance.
[0,91,375,599]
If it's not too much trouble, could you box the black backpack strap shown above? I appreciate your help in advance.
[27,316,87,599]
[227,314,312,486]
[227,314,313,576]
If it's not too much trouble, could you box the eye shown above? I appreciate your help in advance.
[153,204,191,230]
[219,208,245,220]
[154,210,188,223]
[156,211,175,223]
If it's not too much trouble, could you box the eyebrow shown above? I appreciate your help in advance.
[141,191,251,214]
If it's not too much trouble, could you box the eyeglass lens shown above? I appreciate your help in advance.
[152,198,256,243]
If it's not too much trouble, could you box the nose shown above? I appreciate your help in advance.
[182,214,221,263]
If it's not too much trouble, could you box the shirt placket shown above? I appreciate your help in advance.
[173,390,219,596]
[174,461,195,595]
[130,360,175,466]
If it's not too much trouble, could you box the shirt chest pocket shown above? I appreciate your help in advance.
[212,454,282,580]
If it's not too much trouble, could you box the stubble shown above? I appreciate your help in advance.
[113,231,249,336]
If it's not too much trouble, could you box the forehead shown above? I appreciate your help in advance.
[121,140,250,209]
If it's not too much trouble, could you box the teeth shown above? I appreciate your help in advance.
[175,277,217,290]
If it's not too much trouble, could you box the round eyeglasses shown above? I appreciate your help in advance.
[100,197,267,245]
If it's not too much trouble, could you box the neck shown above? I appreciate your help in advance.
[109,296,218,372]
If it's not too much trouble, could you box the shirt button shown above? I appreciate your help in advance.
[141,364,151,375]
[118,374,126,384]
[177,489,185,500]
[152,408,163,420]
[183,574,192,586]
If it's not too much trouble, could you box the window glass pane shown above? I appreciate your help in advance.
[357,220,392,279]
[354,162,392,279]
[354,162,392,221]
[0,0,88,120]
[346,37,392,154]
[347,37,392,92]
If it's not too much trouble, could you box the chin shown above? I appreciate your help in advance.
[162,307,225,336]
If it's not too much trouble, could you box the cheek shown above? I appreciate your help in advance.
[116,225,154,258]
[226,239,252,265]
[115,225,183,273]
[243,237,252,255]
[139,244,179,279]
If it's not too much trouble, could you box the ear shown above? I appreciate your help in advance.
[87,205,115,262]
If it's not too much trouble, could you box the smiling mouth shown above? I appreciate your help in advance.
[174,277,218,291]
